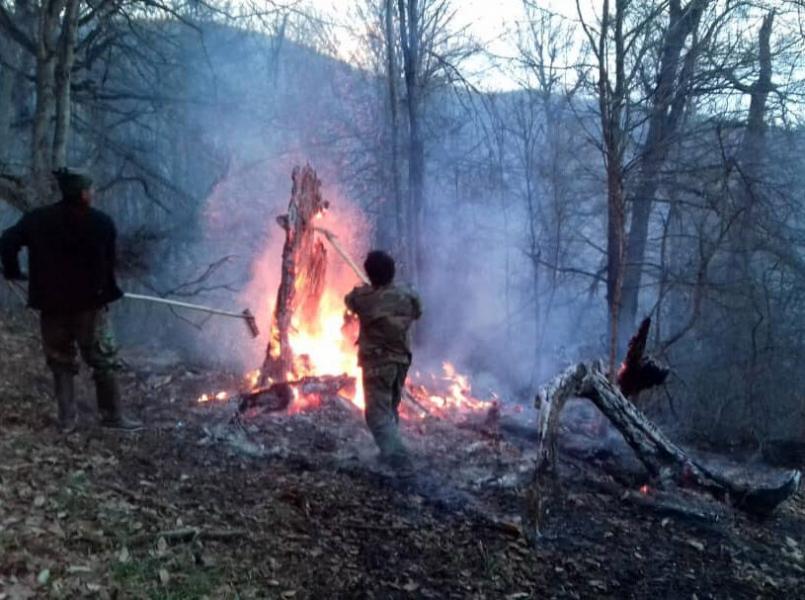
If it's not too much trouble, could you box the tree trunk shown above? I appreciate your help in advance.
[596,0,628,377]
[31,0,65,192]
[725,11,774,427]
[384,0,404,255]
[51,0,80,169]
[618,0,706,347]
[0,40,15,165]
[398,0,423,285]
[259,165,328,385]
[605,161,626,378]
[525,361,802,539]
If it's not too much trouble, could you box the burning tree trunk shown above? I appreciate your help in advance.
[526,360,801,540]
[260,165,329,384]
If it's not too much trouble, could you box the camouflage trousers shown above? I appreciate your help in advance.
[362,362,409,459]
[40,308,122,378]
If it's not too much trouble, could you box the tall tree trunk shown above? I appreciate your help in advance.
[260,166,328,385]
[398,0,424,285]
[595,0,628,377]
[31,0,65,196]
[51,0,80,169]
[618,0,706,348]
[0,47,14,165]
[729,11,774,427]
[605,158,626,378]
[384,0,404,255]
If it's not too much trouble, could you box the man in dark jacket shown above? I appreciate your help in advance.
[345,250,422,472]
[1,168,141,432]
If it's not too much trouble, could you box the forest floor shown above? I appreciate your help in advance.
[1,315,804,600]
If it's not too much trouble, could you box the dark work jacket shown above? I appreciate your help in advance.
[0,201,123,314]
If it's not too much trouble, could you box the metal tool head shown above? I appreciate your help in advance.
[242,309,260,338]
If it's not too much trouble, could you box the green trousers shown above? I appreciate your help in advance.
[362,362,409,459]
[40,308,121,378]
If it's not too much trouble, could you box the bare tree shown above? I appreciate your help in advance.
[618,0,710,346]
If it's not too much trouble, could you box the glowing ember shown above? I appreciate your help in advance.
[197,390,229,404]
[245,370,262,388]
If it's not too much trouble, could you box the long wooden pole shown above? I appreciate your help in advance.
[124,293,259,337]
[313,227,370,285]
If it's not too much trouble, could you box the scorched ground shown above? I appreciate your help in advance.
[1,316,804,599]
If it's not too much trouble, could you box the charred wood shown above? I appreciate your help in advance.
[260,165,329,384]
[526,361,801,540]
[617,317,669,397]
[238,382,293,413]
[238,375,355,414]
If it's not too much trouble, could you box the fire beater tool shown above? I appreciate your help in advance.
[123,293,260,338]
[1,271,259,338]
[312,226,370,285]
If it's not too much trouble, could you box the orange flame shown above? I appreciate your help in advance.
[240,192,369,412]
[202,181,495,417]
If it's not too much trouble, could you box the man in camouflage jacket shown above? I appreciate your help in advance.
[1,168,141,433]
[345,251,422,471]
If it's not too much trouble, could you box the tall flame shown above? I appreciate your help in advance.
[199,170,494,416]
[240,189,369,410]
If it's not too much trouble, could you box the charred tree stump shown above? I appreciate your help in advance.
[260,165,329,385]
[526,361,801,540]
[616,317,669,397]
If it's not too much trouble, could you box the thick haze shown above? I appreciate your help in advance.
[1,0,804,444]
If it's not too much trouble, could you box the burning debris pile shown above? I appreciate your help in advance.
[196,165,495,419]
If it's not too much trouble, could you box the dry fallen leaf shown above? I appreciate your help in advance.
[67,565,92,574]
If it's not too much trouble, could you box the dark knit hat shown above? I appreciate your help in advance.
[53,168,93,198]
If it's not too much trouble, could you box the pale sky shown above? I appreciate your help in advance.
[301,0,589,90]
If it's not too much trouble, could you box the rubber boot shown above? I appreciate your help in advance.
[95,373,143,431]
[53,372,77,433]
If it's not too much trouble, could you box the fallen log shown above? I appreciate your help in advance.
[525,361,801,540]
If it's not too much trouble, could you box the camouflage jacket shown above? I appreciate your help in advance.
[344,283,422,366]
